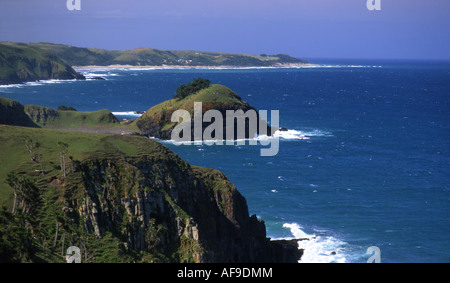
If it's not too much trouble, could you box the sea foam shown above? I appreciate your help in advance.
[0,79,77,90]
[282,223,349,263]
[111,111,143,117]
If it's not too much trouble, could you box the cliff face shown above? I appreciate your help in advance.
[73,155,301,262]
[24,105,59,126]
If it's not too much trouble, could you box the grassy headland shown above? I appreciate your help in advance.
[0,42,85,85]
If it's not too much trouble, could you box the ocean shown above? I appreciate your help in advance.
[1,60,449,263]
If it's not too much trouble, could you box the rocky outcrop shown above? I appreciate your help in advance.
[70,155,301,263]
[24,105,59,126]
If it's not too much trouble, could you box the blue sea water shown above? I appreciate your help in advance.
[1,60,449,263]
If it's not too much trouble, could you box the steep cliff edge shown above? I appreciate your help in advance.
[0,125,301,262]
[76,155,301,262]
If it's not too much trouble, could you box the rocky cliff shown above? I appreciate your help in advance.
[73,154,301,262]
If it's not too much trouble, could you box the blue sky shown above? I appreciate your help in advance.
[1,0,449,60]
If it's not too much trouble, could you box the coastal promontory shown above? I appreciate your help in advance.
[0,42,85,85]
[0,97,301,263]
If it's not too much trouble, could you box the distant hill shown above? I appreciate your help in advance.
[0,43,85,85]
[21,42,307,67]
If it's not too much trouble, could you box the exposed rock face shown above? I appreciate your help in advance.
[24,105,59,126]
[72,155,301,263]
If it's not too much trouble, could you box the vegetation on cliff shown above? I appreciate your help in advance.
[174,77,211,100]
[0,43,85,85]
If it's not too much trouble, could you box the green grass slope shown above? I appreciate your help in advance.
[0,125,168,206]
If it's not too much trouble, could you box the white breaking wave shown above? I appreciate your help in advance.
[281,223,349,263]
[0,79,77,89]
[111,111,143,117]
[273,128,332,140]
[153,128,331,145]
[273,129,309,140]
[80,72,121,79]
[303,64,382,69]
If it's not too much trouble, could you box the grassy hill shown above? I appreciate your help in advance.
[0,43,85,85]
[0,125,151,204]
[20,42,307,67]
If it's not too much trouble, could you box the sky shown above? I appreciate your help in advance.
[0,0,449,60]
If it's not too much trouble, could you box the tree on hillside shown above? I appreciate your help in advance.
[57,106,77,111]
[24,138,36,162]
[34,142,46,175]
[5,173,40,217]
[57,142,69,178]
[0,207,35,262]
[173,77,211,100]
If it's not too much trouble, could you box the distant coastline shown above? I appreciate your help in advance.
[1,42,313,85]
